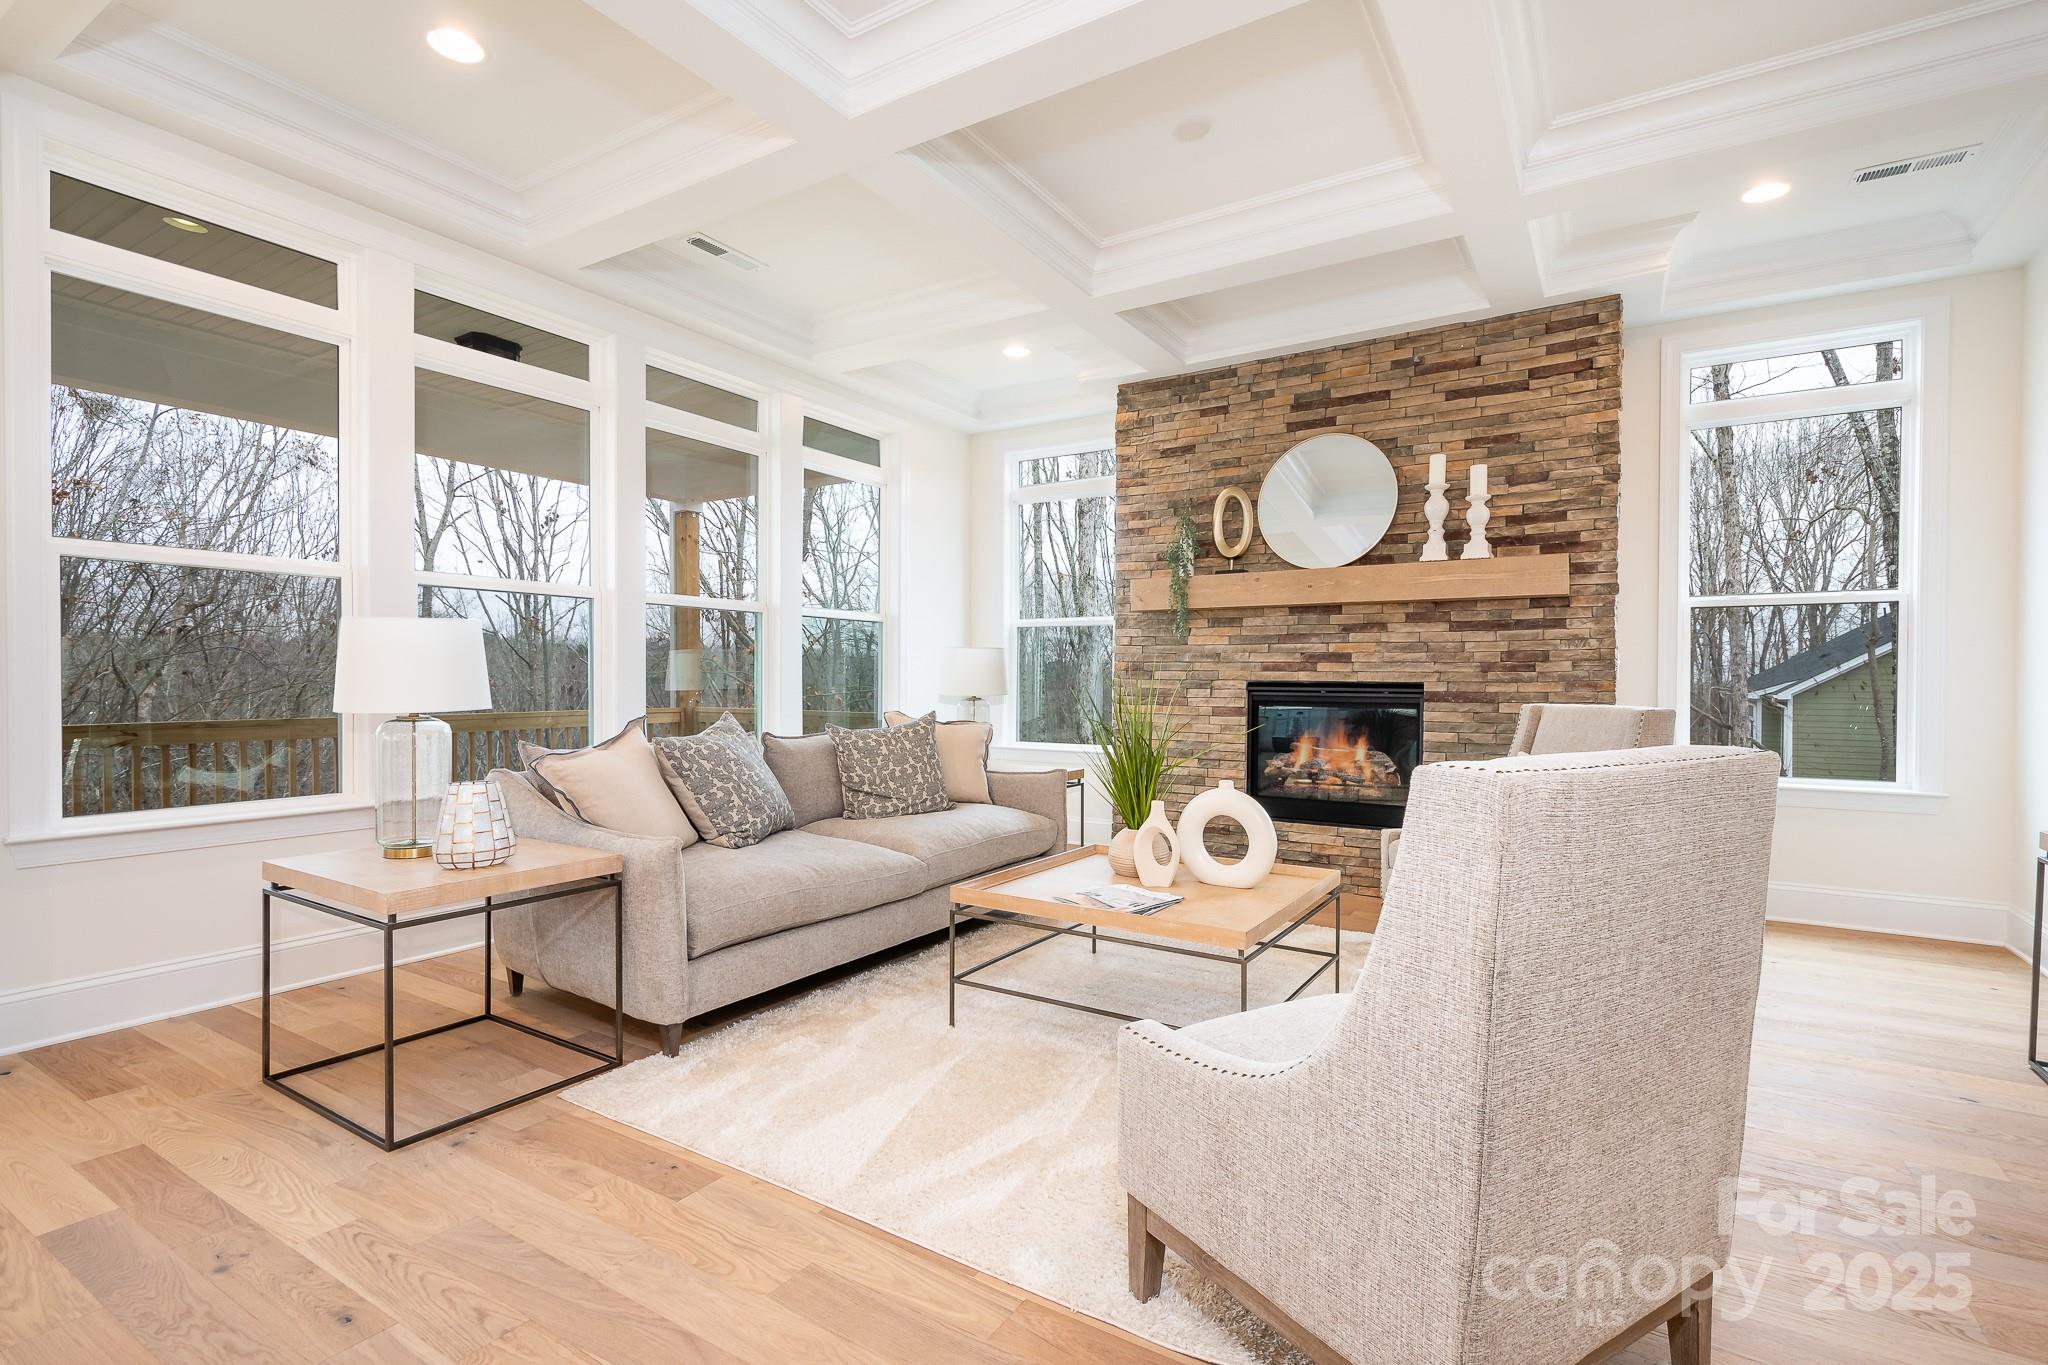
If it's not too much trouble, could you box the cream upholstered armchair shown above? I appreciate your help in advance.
[1380,704,1676,885]
[1119,745,1779,1365]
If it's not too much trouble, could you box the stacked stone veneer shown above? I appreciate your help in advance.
[1113,296,1622,896]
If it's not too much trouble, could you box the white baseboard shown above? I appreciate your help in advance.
[1766,880,2017,946]
[0,921,484,1055]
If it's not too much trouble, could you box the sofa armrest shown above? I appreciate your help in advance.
[987,767,1069,852]
[490,769,693,1025]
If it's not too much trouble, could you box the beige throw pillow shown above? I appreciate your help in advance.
[886,710,992,804]
[522,718,697,843]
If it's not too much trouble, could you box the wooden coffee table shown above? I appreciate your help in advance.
[947,845,1342,1026]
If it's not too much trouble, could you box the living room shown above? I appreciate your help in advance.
[1,2,2046,1363]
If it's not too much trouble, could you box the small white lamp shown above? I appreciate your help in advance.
[943,647,1007,723]
[333,617,491,859]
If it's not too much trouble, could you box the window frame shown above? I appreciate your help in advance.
[7,152,367,855]
[1658,301,1948,810]
[1002,440,1116,751]
[644,367,769,734]
[798,407,891,733]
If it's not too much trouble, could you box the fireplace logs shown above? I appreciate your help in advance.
[1260,720,1404,801]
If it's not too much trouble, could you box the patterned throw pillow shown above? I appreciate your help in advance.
[827,713,952,820]
[652,713,796,849]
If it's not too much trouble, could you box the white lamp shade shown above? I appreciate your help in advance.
[943,647,1007,700]
[333,616,492,715]
[666,648,701,692]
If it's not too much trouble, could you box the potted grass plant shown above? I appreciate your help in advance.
[1082,680,1201,878]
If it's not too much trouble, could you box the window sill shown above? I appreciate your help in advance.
[7,797,374,868]
[993,741,1101,764]
[1774,782,1945,815]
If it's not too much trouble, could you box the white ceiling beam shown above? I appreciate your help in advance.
[1374,0,1546,312]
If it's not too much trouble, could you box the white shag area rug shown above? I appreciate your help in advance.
[565,921,1371,1365]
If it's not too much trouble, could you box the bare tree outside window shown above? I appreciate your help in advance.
[646,429,760,735]
[801,470,881,730]
[1013,449,1115,744]
[1685,339,1903,782]
[52,277,344,817]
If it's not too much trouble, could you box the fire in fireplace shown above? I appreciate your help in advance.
[1245,681,1424,829]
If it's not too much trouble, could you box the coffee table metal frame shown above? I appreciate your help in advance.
[946,883,1341,1028]
[260,874,624,1151]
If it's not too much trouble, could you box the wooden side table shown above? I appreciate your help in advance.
[260,839,624,1150]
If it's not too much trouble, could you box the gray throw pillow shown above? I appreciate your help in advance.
[827,712,952,820]
[652,713,796,849]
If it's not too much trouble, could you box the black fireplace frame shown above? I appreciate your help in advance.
[1245,680,1425,830]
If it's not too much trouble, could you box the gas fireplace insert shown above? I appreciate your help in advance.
[1245,681,1424,829]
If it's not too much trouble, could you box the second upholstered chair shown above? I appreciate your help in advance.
[1380,703,1676,885]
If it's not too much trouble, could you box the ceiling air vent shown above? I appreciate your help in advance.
[681,232,765,271]
[1852,144,1978,185]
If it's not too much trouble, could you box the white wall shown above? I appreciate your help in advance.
[968,415,1117,844]
[2017,247,2048,960]
[0,90,976,1052]
[1622,273,2027,946]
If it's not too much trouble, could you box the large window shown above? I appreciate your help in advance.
[644,389,763,736]
[414,364,594,776]
[1675,326,1923,788]
[801,423,885,732]
[51,271,344,817]
[1010,447,1115,745]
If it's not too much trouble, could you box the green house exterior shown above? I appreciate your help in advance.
[1748,613,1898,783]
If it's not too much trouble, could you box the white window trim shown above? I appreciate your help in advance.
[1657,299,1949,812]
[1002,439,1115,750]
[796,410,894,728]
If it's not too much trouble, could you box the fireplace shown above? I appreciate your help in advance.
[1245,681,1424,829]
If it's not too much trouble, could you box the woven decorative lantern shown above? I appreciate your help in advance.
[433,780,517,870]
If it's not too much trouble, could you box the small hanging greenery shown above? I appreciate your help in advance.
[1166,505,1199,642]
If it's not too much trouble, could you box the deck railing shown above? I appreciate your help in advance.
[57,703,864,816]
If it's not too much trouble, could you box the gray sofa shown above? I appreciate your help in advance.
[486,733,1067,1054]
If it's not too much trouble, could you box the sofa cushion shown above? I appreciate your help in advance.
[761,731,844,826]
[804,804,1056,889]
[827,714,952,819]
[653,714,795,849]
[682,829,927,957]
[885,709,992,804]
[519,718,696,843]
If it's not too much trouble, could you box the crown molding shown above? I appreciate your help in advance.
[1505,0,2048,192]
[805,0,941,40]
[1529,211,1694,297]
[912,130,1098,291]
[1661,212,1976,313]
[596,245,816,358]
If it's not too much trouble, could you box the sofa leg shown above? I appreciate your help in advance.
[1667,1287,1712,1365]
[659,1023,684,1057]
[506,970,524,997]
[1127,1196,1164,1302]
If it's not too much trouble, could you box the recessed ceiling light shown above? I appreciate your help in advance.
[1173,116,1212,144]
[161,215,209,233]
[1002,344,1032,359]
[1741,179,1790,205]
[426,28,486,64]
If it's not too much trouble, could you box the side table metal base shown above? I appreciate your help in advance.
[261,874,624,1151]
[2029,855,2047,1087]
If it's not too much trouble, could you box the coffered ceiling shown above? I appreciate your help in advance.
[4,0,2045,430]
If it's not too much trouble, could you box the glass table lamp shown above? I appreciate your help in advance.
[943,647,1007,724]
[333,617,491,859]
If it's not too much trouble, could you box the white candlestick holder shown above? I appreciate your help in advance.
[1461,483,1493,560]
[1420,476,1450,561]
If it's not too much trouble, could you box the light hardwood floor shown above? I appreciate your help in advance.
[0,924,2043,1365]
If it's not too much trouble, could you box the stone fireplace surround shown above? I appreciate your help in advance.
[1113,297,1621,897]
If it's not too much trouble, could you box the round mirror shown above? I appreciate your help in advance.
[1256,433,1399,568]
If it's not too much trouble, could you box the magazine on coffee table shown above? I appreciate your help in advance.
[1053,884,1183,915]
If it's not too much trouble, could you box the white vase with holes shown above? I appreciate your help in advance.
[1176,780,1278,888]
[1133,800,1181,890]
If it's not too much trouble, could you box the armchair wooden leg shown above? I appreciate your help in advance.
[659,1023,684,1057]
[506,970,524,997]
[1667,1288,1711,1365]
[1127,1196,1164,1302]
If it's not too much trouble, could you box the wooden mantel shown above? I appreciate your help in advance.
[1129,555,1570,612]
